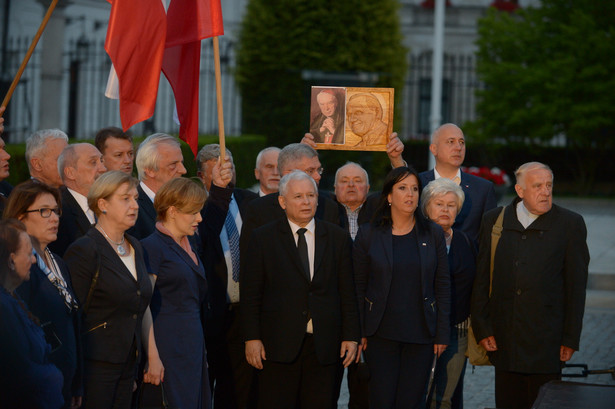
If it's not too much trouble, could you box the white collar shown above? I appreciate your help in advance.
[287,218,316,236]
[140,181,156,202]
[434,167,461,181]
[66,187,91,216]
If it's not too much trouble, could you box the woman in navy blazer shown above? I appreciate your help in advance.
[353,167,451,409]
[421,178,477,409]
[64,171,162,409]
[5,181,83,409]
[141,164,231,409]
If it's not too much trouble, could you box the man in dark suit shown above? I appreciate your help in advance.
[471,162,589,409]
[310,89,345,144]
[419,123,497,244]
[196,144,258,409]
[49,143,106,256]
[129,133,187,239]
[241,171,360,409]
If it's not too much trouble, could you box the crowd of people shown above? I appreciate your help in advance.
[0,119,589,409]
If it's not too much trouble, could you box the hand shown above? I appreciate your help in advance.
[70,396,82,409]
[355,337,368,363]
[386,132,405,167]
[322,117,336,135]
[479,336,498,351]
[560,345,575,362]
[212,156,233,188]
[245,340,266,369]
[301,133,317,148]
[434,344,447,357]
[340,341,358,368]
[143,355,165,385]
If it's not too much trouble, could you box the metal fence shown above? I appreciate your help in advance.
[1,36,242,143]
[1,35,481,144]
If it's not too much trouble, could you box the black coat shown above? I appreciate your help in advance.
[353,219,451,345]
[471,198,589,373]
[64,228,153,364]
[241,218,360,365]
[127,184,157,240]
[49,187,92,257]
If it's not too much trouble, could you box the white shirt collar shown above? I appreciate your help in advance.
[140,181,156,202]
[433,167,461,181]
[287,218,316,236]
[66,187,95,224]
[516,200,540,229]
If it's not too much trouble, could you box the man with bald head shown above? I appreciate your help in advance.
[26,129,69,187]
[419,123,497,244]
[471,162,588,409]
[49,143,107,256]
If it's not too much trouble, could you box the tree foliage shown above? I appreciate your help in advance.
[467,0,615,192]
[235,0,407,147]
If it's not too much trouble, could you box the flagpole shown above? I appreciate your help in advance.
[213,36,226,161]
[0,0,59,112]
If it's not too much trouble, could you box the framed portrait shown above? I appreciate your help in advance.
[308,86,394,151]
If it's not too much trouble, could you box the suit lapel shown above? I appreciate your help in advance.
[90,229,137,283]
[62,188,92,234]
[137,186,157,225]
[312,220,327,283]
[155,230,205,280]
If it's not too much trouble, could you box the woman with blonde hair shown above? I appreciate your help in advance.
[64,170,163,408]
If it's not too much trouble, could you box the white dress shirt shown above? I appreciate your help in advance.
[67,187,96,224]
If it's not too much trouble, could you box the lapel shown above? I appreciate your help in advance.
[414,221,430,295]
[154,230,205,280]
[376,226,394,276]
[312,220,327,284]
[455,172,473,227]
[277,219,311,284]
[62,187,92,234]
[89,228,138,284]
[137,185,157,224]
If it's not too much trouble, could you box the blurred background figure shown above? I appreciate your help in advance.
[0,219,65,409]
[5,181,83,409]
[64,171,162,408]
[26,129,69,188]
[253,146,280,196]
[421,178,476,409]
[95,127,134,175]
[353,167,450,409]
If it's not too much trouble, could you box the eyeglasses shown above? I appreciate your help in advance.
[24,207,62,218]
[306,167,324,176]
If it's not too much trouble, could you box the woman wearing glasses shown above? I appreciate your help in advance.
[4,180,83,409]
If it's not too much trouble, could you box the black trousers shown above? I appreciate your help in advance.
[366,336,433,409]
[495,369,560,409]
[207,304,257,409]
[83,350,137,409]
[258,334,337,409]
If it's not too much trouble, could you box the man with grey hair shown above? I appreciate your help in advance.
[241,170,359,408]
[26,129,69,187]
[49,143,106,256]
[471,161,589,409]
[195,143,257,409]
[254,146,281,196]
[129,133,187,239]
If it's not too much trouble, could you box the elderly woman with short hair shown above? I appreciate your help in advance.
[64,170,162,409]
[421,178,477,409]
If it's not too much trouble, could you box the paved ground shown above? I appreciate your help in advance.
[337,196,615,408]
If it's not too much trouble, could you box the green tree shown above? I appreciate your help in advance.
[235,0,407,148]
[467,0,615,193]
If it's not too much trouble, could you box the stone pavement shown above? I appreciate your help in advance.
[337,196,615,408]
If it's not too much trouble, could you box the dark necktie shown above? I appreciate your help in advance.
[225,210,240,282]
[297,228,310,281]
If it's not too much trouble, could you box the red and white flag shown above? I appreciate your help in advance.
[105,0,224,156]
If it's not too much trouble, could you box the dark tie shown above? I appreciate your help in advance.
[297,228,310,281]
[225,210,240,282]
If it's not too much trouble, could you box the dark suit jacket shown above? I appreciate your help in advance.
[336,192,380,233]
[16,253,83,402]
[49,186,93,257]
[419,170,497,244]
[64,228,153,364]
[200,187,256,340]
[310,111,345,144]
[127,184,157,240]
[353,218,451,345]
[471,198,589,373]
[241,219,360,366]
